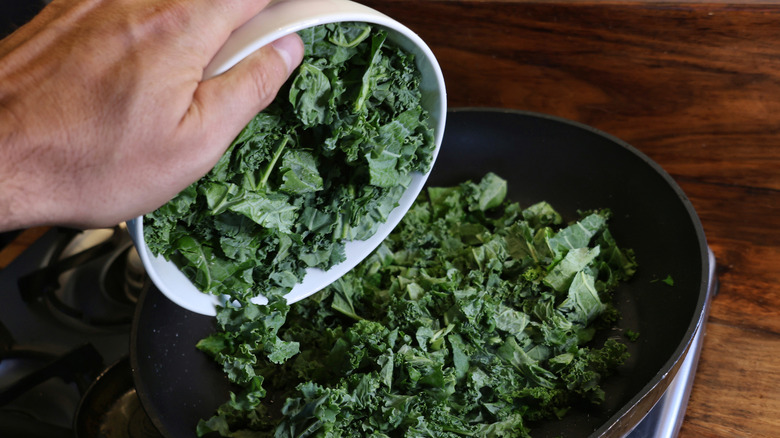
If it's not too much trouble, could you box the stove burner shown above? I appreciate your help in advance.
[122,246,148,304]
[100,389,164,438]
[18,226,148,330]
[102,244,149,306]
[1,227,155,438]
[0,342,104,436]
[74,357,163,438]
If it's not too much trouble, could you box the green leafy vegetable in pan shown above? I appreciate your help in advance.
[196,172,638,437]
[143,22,436,302]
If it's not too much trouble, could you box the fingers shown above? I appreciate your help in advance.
[180,32,304,176]
[0,0,86,59]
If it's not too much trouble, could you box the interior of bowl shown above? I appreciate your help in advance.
[127,0,447,316]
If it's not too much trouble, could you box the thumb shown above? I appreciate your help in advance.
[184,32,304,171]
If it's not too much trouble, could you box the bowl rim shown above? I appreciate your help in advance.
[128,0,447,316]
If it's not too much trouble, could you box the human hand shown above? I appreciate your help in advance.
[0,0,304,231]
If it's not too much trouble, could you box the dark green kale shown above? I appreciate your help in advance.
[143,22,435,301]
[196,172,638,437]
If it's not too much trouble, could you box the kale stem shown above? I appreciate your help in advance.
[329,24,371,48]
[354,33,386,113]
[258,136,289,190]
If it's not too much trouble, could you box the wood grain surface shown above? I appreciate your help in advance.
[356,1,780,436]
[2,1,777,437]
[0,227,48,269]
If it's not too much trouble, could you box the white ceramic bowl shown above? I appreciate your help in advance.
[127,0,447,316]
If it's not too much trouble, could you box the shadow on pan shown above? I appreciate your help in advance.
[131,108,711,437]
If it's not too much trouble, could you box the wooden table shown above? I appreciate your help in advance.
[1,1,777,437]
[356,1,779,436]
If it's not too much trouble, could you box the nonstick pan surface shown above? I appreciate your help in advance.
[131,108,711,437]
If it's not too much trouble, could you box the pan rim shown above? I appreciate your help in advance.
[129,294,175,438]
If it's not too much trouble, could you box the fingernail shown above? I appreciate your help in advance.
[271,33,304,74]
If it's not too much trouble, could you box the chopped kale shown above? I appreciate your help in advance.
[143,22,435,302]
[196,173,638,437]
[144,20,637,438]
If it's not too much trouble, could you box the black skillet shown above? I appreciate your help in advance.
[131,108,711,437]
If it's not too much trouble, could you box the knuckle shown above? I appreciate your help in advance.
[247,53,287,105]
[129,0,193,40]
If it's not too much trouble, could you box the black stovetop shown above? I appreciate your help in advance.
[0,227,146,437]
